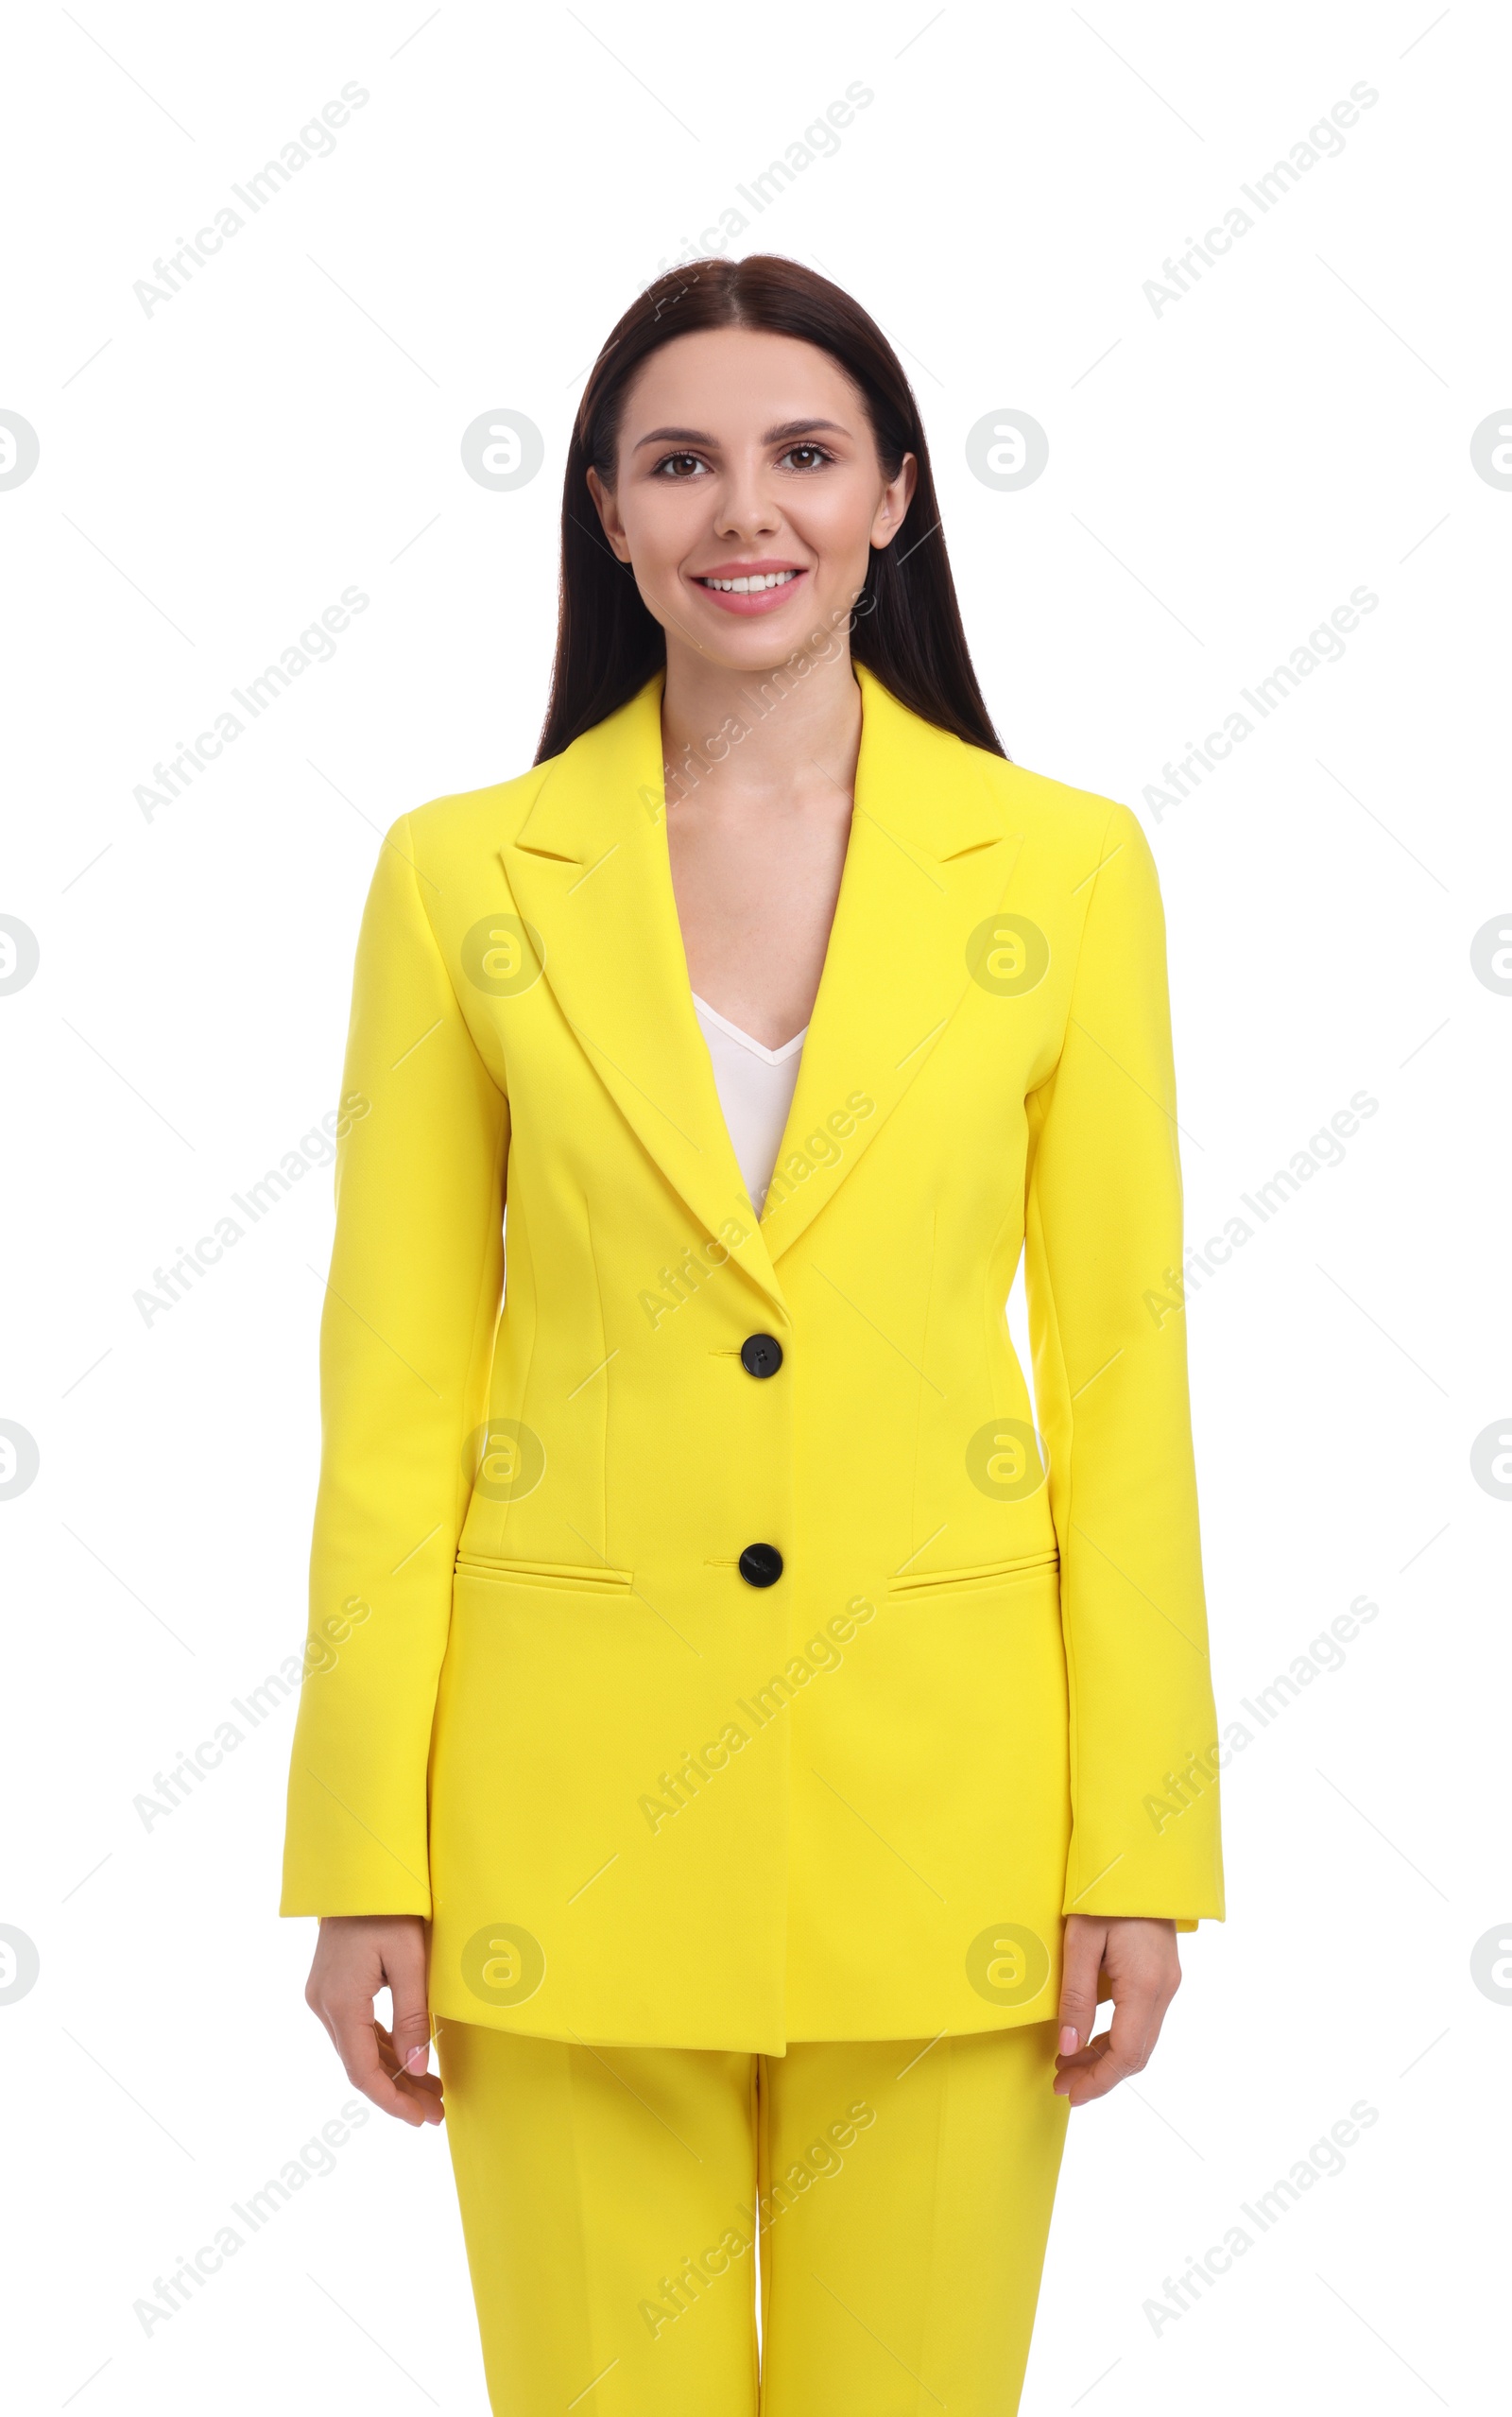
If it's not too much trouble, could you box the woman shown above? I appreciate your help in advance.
[283,253,1223,2413]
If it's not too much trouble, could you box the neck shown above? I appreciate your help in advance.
[660,641,864,817]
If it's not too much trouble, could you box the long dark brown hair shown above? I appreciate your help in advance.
[535,254,1006,766]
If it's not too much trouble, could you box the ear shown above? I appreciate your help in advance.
[870,451,919,551]
[585,464,632,564]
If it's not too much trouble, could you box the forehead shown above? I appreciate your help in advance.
[620,326,865,436]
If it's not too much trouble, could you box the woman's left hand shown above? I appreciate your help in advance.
[1054,1915,1181,2105]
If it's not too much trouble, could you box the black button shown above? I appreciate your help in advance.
[740,1333,783,1379]
[738,1543,783,1588]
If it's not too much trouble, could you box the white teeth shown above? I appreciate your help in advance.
[699,570,799,593]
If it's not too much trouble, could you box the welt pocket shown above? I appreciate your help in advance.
[454,1551,634,1596]
[885,1547,1059,1599]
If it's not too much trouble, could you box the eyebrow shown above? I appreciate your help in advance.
[631,418,852,452]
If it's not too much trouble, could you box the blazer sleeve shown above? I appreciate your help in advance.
[1023,801,1225,1926]
[280,814,508,1918]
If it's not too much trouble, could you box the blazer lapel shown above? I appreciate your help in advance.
[758,664,1022,1263]
[503,660,1023,1305]
[504,670,789,1321]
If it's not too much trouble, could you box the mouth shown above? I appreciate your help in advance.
[689,565,809,616]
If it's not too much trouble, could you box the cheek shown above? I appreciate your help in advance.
[793,474,887,566]
[621,484,710,586]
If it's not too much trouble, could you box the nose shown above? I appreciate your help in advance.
[713,456,782,544]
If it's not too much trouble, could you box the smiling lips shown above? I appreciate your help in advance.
[691,562,809,615]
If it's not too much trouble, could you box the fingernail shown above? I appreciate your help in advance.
[1058,2025,1078,2056]
[405,2046,428,2074]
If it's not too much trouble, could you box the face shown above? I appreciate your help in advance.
[586,327,916,676]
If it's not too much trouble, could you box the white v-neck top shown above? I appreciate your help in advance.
[693,993,808,1216]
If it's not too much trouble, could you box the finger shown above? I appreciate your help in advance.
[1057,1924,1105,2062]
[1107,1973,1170,2073]
[372,2023,445,2121]
[1066,1988,1165,2105]
[1053,2028,1108,2098]
[325,1997,429,2125]
[1056,2032,1120,2106]
[383,1938,433,2082]
[1053,2035,1108,2072]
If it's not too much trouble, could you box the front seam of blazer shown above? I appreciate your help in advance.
[1023,1078,1084,1910]
[281,664,1225,2053]
[1029,795,1113,1924]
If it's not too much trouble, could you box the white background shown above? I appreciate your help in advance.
[2,2,1505,2409]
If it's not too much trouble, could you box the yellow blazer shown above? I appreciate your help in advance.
[281,663,1224,2052]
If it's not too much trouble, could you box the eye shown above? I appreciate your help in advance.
[652,451,708,479]
[779,441,834,471]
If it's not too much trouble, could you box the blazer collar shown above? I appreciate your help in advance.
[504,662,1022,1319]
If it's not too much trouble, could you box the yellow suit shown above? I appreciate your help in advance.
[280,663,1224,2051]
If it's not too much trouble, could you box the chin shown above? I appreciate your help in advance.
[680,597,846,674]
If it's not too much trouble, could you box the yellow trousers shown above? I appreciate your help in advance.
[438,2019,1069,2415]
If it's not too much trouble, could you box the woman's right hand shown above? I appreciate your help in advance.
[304,1913,444,2126]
